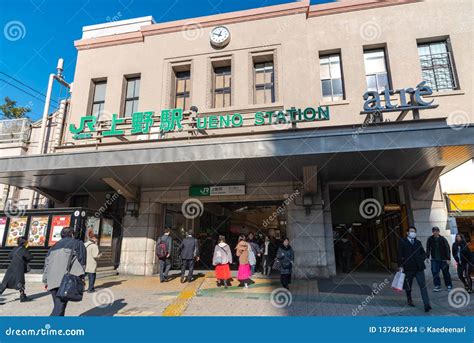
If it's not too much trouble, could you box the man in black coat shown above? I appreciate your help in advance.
[0,236,32,302]
[397,226,431,312]
[179,233,199,283]
[426,226,453,291]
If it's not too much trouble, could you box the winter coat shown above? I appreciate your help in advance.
[260,240,277,260]
[180,237,199,260]
[452,241,473,265]
[1,246,32,290]
[426,235,451,261]
[397,238,426,272]
[84,241,100,273]
[235,241,249,265]
[212,243,233,265]
[276,245,294,275]
[43,237,86,290]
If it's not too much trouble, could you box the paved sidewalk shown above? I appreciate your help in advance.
[0,271,472,317]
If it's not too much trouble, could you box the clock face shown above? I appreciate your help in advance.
[210,26,230,47]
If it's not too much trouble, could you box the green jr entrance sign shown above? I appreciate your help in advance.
[189,185,246,197]
[69,106,330,140]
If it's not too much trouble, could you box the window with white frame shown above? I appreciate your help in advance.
[319,54,344,102]
[417,40,457,91]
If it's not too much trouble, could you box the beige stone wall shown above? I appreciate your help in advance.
[61,0,473,150]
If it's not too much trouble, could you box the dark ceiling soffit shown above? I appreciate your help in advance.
[29,186,68,204]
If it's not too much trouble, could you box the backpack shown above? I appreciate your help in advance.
[156,239,168,259]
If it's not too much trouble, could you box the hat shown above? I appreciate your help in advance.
[432,226,440,232]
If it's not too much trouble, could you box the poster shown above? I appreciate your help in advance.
[48,215,71,246]
[0,217,7,247]
[85,216,100,240]
[5,216,28,246]
[27,216,49,247]
[100,218,113,247]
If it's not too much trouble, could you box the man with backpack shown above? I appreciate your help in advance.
[156,227,173,283]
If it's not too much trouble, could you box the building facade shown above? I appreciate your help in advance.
[0,0,473,277]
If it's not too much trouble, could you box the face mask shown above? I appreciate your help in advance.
[408,232,416,239]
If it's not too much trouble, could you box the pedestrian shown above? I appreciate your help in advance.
[341,233,353,273]
[397,226,431,312]
[0,236,32,302]
[179,232,199,283]
[235,235,252,288]
[156,227,172,283]
[43,227,86,316]
[212,235,233,288]
[84,234,101,292]
[247,232,260,274]
[426,226,453,291]
[276,238,294,290]
[452,233,473,293]
[260,235,277,276]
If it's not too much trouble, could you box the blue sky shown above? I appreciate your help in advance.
[0,0,333,120]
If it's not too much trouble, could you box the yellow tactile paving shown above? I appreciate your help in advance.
[161,272,212,316]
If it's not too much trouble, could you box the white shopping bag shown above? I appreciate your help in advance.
[391,271,405,292]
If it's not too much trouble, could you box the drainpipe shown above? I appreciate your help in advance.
[37,58,70,154]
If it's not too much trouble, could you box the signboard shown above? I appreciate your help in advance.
[361,82,438,115]
[85,216,100,240]
[5,216,28,246]
[448,193,474,212]
[27,216,49,247]
[0,217,6,247]
[48,215,71,246]
[69,106,330,140]
[100,218,113,247]
[189,185,246,197]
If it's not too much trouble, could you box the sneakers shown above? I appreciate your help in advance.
[447,285,453,291]
[433,286,442,292]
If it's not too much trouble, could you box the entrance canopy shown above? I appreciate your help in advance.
[0,119,473,202]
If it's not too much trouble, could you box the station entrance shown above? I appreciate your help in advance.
[164,201,287,270]
[329,185,409,274]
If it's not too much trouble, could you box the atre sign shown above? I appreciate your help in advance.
[361,82,438,119]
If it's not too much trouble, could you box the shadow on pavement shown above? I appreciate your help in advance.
[318,279,373,295]
[79,299,127,316]
[95,280,125,289]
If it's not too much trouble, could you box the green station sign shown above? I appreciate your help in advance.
[69,106,330,140]
[189,185,246,197]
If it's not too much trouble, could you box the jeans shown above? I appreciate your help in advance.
[457,262,472,290]
[181,259,195,282]
[262,255,272,275]
[86,273,96,291]
[49,288,68,316]
[159,258,171,281]
[431,260,452,288]
[404,270,430,306]
[281,273,291,289]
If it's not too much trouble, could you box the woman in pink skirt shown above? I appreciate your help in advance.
[235,235,252,288]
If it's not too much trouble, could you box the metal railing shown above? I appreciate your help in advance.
[0,118,32,144]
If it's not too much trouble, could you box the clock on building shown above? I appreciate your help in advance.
[209,26,230,48]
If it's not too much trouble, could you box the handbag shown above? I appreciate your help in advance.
[272,259,281,271]
[391,271,405,292]
[57,249,84,302]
